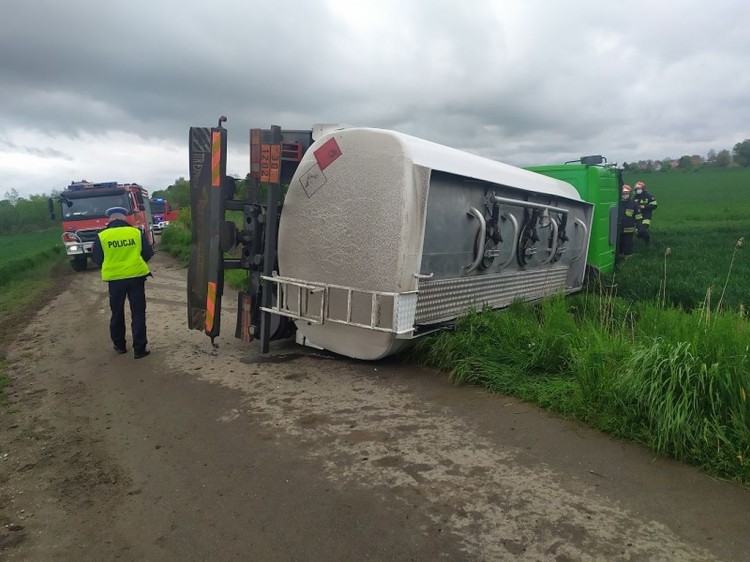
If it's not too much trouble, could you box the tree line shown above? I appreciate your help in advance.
[623,138,750,172]
[0,189,57,235]
[4,139,750,235]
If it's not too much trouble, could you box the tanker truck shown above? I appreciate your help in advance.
[187,120,613,360]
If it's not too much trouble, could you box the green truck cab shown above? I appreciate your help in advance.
[527,157,620,275]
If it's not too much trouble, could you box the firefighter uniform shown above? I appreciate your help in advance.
[618,185,641,256]
[92,207,153,359]
[634,181,657,243]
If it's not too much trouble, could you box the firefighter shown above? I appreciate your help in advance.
[93,207,153,359]
[634,180,657,243]
[618,184,641,256]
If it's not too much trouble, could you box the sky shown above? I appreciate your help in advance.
[1,0,749,198]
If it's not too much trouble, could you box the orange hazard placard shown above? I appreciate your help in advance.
[260,144,281,184]
[260,144,271,183]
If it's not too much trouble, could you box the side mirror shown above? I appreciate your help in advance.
[48,198,56,220]
[580,155,605,166]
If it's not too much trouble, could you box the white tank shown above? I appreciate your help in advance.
[273,127,592,360]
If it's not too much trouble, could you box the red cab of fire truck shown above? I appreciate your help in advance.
[149,197,179,233]
[48,181,155,271]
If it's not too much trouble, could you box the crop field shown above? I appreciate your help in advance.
[0,230,64,289]
[617,168,750,310]
[0,229,61,261]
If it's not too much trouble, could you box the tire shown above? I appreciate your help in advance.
[70,256,88,271]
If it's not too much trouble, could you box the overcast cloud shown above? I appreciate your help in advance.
[1,0,748,197]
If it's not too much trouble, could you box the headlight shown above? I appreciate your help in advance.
[69,245,79,252]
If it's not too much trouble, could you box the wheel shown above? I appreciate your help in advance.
[70,256,87,271]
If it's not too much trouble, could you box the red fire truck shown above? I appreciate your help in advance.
[149,197,179,233]
[49,180,155,271]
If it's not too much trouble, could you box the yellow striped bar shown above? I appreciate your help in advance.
[205,281,217,332]
[211,131,222,187]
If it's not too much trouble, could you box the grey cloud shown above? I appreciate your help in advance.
[0,136,72,160]
[1,0,749,197]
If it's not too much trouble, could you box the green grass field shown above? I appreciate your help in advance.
[0,229,63,283]
[0,229,62,261]
[618,168,750,310]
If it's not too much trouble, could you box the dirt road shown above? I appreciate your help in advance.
[1,249,749,561]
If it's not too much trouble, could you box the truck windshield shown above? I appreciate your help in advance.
[62,193,131,220]
[150,201,166,213]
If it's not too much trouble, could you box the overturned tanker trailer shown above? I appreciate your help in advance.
[187,120,593,360]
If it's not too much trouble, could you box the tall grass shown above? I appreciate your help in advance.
[160,223,192,265]
[415,294,750,484]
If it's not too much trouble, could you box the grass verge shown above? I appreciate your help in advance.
[414,294,750,485]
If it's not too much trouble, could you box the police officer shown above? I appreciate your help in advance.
[93,207,153,359]
[634,180,657,243]
[618,184,641,256]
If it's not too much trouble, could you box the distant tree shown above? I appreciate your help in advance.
[706,149,717,165]
[0,192,53,234]
[233,175,248,200]
[3,188,19,207]
[156,178,191,208]
[636,160,654,171]
[678,155,693,170]
[716,149,732,168]
[661,158,674,172]
[732,139,750,167]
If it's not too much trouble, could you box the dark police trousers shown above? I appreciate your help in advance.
[108,276,147,352]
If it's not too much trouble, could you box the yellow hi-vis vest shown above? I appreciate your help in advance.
[98,226,150,281]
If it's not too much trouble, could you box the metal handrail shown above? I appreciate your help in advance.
[463,207,486,273]
[495,212,519,270]
[491,195,570,215]
[541,217,559,265]
[572,218,589,262]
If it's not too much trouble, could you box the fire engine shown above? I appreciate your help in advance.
[149,197,180,233]
[49,181,155,271]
